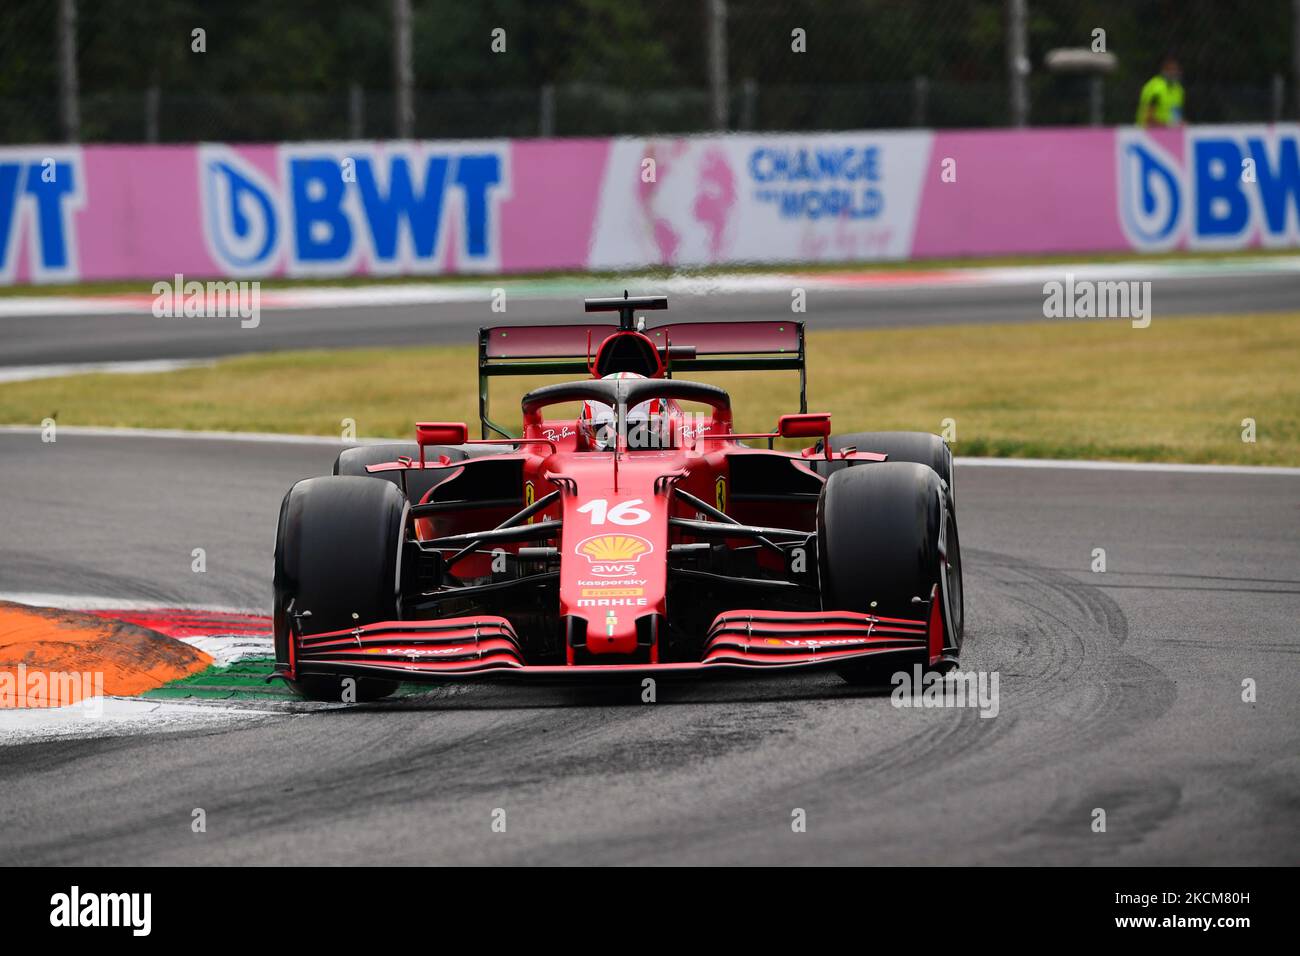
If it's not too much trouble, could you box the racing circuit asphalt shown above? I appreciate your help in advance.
[3,267,1300,367]
[1,429,1297,865]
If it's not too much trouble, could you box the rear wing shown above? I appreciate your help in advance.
[477,320,807,439]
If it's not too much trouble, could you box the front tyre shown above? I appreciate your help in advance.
[274,476,407,702]
[817,462,963,686]
[815,430,956,513]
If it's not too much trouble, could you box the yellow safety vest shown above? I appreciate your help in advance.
[1136,75,1184,126]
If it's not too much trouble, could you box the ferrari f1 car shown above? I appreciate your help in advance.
[273,294,963,701]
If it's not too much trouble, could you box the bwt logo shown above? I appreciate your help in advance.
[1118,126,1300,251]
[0,150,85,284]
[200,143,510,276]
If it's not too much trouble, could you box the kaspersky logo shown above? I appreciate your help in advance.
[575,534,653,577]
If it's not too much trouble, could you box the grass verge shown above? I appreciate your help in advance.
[2,312,1296,465]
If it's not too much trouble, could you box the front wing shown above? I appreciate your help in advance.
[279,596,942,682]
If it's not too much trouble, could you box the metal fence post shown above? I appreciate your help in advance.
[539,83,556,137]
[708,0,729,130]
[145,85,160,142]
[740,78,757,130]
[1006,0,1029,127]
[393,0,414,138]
[349,82,364,139]
[57,0,80,142]
[1294,0,1300,119]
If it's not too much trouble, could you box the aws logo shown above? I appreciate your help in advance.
[575,534,653,577]
[1117,126,1300,251]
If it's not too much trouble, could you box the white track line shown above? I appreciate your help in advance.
[0,358,213,384]
[1,424,1297,476]
[183,634,276,665]
[0,697,282,743]
[0,592,264,614]
[0,424,368,445]
[951,456,1300,476]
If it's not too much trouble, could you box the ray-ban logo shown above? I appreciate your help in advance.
[49,886,151,936]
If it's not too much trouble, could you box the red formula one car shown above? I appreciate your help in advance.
[273,295,963,701]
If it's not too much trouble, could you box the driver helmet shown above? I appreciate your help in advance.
[579,372,670,450]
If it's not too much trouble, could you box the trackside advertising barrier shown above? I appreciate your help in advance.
[2,125,1298,284]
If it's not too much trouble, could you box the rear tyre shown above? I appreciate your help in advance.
[817,462,962,686]
[815,431,956,513]
[274,476,407,702]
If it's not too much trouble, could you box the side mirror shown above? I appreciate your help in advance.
[777,412,831,440]
[416,421,468,447]
[660,344,697,366]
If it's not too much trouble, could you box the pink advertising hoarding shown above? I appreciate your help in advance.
[1,125,1295,285]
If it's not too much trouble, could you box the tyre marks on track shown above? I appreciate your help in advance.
[526,546,1179,864]
[954,550,1176,780]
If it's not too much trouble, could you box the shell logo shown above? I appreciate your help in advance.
[575,534,654,576]
[576,534,652,562]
